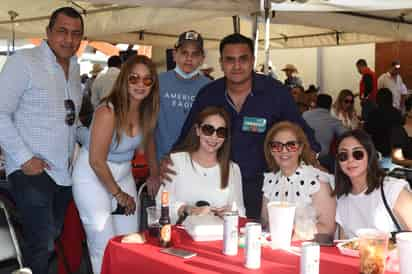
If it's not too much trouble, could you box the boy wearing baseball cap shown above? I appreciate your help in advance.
[153,30,210,179]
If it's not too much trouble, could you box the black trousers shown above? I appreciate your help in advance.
[242,176,264,220]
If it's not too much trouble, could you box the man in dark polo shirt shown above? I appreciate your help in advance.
[167,33,320,219]
[356,59,377,121]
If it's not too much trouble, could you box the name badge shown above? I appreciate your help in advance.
[242,116,267,133]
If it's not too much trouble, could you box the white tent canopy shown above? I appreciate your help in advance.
[0,0,412,48]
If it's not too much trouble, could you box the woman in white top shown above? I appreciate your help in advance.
[334,129,412,239]
[261,121,336,240]
[331,89,360,130]
[160,106,245,223]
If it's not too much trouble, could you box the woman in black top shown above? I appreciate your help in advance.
[391,96,412,167]
[364,88,402,157]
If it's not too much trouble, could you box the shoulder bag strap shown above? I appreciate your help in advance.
[380,184,402,231]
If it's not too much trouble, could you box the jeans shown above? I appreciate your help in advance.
[361,99,376,121]
[8,170,72,274]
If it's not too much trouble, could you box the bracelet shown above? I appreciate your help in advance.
[113,188,122,197]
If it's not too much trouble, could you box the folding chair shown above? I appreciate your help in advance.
[0,198,24,269]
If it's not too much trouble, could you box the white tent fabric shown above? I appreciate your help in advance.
[0,0,411,48]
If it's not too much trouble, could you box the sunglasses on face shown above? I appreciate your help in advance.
[64,99,75,126]
[344,99,354,104]
[128,73,154,87]
[200,124,228,139]
[269,141,300,152]
[337,150,365,162]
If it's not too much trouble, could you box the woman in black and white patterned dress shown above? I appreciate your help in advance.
[261,121,336,240]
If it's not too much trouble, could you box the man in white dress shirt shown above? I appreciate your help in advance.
[0,7,83,274]
[378,60,408,111]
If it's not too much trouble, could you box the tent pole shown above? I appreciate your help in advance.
[232,15,240,33]
[8,11,18,53]
[317,47,324,92]
[252,13,259,69]
[264,0,271,74]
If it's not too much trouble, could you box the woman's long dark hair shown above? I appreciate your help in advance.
[172,106,232,189]
[333,129,385,198]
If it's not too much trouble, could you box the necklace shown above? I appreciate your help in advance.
[352,183,368,195]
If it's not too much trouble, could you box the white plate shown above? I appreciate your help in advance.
[336,240,359,257]
[336,238,397,258]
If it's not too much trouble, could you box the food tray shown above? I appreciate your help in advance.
[183,215,223,242]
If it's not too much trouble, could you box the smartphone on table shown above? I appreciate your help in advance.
[160,247,197,259]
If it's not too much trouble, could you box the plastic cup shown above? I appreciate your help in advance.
[146,206,161,237]
[267,201,296,249]
[396,232,412,274]
[358,229,388,274]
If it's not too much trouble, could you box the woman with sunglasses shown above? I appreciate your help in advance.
[158,106,245,223]
[261,121,336,240]
[334,129,412,239]
[331,89,359,130]
[72,55,159,274]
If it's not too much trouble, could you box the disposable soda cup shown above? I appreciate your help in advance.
[267,201,296,249]
[396,232,412,274]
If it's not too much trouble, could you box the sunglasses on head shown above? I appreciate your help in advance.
[64,99,75,126]
[337,150,365,162]
[344,99,354,104]
[128,73,154,87]
[269,141,300,152]
[200,124,228,139]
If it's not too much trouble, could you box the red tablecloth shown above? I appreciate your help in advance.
[101,227,397,274]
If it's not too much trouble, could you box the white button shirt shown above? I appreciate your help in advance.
[378,72,407,109]
[0,41,82,186]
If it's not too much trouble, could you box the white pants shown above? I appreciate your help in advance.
[72,149,139,274]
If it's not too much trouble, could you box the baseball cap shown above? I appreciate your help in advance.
[391,60,401,69]
[175,30,204,51]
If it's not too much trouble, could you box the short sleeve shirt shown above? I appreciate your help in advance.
[262,164,334,207]
[336,176,409,238]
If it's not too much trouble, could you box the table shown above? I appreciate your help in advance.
[101,227,398,274]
